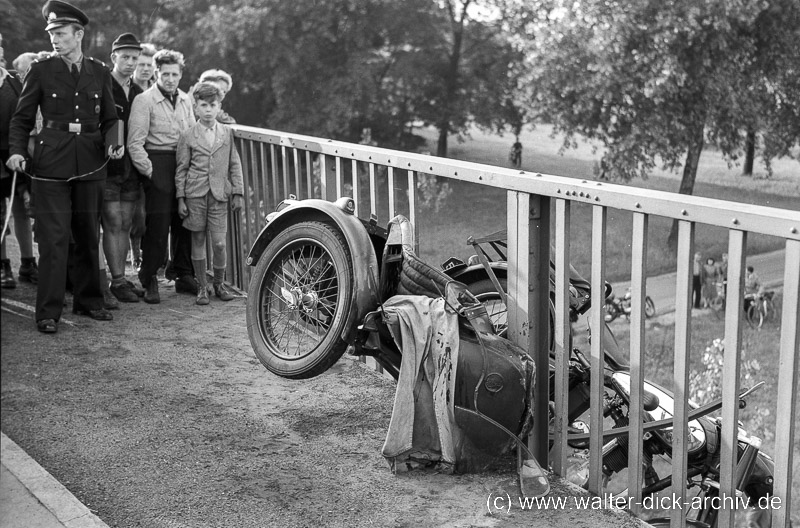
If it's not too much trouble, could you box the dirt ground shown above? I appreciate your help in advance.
[0,274,645,528]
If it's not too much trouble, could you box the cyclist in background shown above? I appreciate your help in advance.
[743,265,762,313]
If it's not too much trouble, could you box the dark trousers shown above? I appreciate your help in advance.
[139,152,192,283]
[32,177,105,321]
[692,275,702,308]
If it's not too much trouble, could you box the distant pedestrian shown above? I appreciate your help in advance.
[175,82,243,305]
[692,252,704,309]
[702,257,717,307]
[6,0,123,332]
[743,265,763,313]
[509,139,522,168]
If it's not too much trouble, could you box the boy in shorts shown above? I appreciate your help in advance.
[175,82,243,305]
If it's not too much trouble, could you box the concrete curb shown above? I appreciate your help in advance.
[1,433,110,528]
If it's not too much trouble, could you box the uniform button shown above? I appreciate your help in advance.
[75,92,79,96]
[75,105,79,109]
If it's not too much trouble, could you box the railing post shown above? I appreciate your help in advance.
[671,220,695,528]
[507,191,551,467]
[774,239,800,528]
[552,198,571,475]
[588,204,607,495]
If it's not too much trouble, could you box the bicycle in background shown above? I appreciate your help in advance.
[745,291,778,329]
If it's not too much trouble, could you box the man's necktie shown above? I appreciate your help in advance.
[71,64,80,82]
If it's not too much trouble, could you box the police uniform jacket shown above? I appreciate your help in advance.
[8,55,118,181]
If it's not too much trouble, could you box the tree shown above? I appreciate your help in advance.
[526,0,800,249]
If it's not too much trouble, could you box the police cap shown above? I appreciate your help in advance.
[42,0,89,31]
[111,33,142,52]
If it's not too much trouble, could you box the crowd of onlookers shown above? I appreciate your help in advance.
[691,251,764,310]
[1,0,243,334]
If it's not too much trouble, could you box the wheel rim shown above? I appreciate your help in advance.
[474,293,508,336]
[258,238,340,360]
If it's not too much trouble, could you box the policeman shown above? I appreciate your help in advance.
[6,0,124,333]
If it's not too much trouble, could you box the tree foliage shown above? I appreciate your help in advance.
[524,0,800,247]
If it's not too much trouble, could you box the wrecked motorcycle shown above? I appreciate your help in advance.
[244,197,778,525]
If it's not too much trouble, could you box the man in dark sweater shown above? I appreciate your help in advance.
[101,33,145,304]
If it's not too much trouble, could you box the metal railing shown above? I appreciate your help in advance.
[229,124,800,527]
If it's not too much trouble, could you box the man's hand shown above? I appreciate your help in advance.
[232,194,244,212]
[177,198,188,219]
[108,146,125,159]
[5,154,27,173]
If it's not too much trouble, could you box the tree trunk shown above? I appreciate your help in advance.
[743,127,756,176]
[436,126,449,157]
[667,125,705,251]
[435,1,467,157]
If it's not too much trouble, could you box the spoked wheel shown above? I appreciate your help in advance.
[747,302,764,329]
[644,296,656,318]
[463,276,555,352]
[246,222,354,379]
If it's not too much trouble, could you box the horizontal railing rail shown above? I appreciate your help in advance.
[229,124,799,528]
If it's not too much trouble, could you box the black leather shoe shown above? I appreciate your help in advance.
[72,307,114,321]
[175,275,199,295]
[143,276,160,304]
[36,319,58,333]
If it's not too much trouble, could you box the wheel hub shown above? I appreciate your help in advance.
[280,287,319,313]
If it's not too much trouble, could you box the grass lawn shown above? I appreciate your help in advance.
[411,125,799,282]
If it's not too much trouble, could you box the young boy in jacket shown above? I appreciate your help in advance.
[175,82,243,305]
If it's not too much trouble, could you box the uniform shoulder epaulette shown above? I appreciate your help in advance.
[87,56,108,68]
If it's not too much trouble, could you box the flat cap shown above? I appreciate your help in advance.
[42,0,89,31]
[112,33,142,52]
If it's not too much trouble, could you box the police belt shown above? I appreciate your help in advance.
[44,120,100,133]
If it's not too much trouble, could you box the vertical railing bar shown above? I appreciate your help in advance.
[305,150,312,199]
[507,192,523,471]
[335,156,342,199]
[407,170,417,255]
[552,198,571,476]
[670,219,694,528]
[351,159,359,217]
[270,144,279,204]
[369,163,377,219]
[718,229,747,527]
[319,154,328,200]
[258,143,269,212]
[388,166,395,219]
[773,239,800,528]
[588,204,607,494]
[627,211,648,515]
[281,145,289,197]
[293,147,300,198]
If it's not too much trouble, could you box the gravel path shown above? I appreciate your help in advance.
[1,277,644,528]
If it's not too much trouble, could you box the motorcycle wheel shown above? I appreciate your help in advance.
[246,221,354,379]
[463,277,555,352]
[644,296,656,318]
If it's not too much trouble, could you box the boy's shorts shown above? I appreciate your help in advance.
[183,194,228,233]
[105,164,142,202]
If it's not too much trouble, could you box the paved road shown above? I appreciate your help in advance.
[611,249,788,317]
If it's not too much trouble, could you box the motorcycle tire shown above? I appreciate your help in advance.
[464,277,555,353]
[246,221,354,379]
[644,296,656,318]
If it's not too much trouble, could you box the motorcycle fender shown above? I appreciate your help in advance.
[246,198,380,343]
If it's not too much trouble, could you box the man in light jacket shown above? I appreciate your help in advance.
[127,48,196,304]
